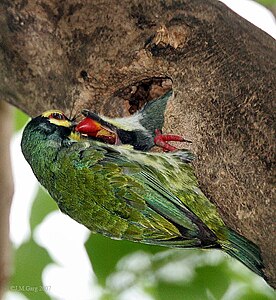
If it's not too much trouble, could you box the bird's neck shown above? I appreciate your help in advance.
[21,129,64,182]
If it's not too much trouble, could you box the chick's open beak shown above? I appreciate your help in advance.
[76,118,102,135]
[75,117,117,144]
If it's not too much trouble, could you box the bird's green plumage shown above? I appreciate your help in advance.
[21,113,264,277]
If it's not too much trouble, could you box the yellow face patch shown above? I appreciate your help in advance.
[41,110,89,142]
[42,110,72,128]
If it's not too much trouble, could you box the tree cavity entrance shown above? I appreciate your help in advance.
[116,77,173,115]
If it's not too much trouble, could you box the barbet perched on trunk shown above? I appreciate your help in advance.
[21,110,264,278]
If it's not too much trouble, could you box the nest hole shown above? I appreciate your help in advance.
[116,77,173,115]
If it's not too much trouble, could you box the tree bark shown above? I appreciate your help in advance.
[0,0,275,288]
[0,101,13,299]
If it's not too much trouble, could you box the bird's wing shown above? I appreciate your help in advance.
[139,89,173,133]
[78,143,217,246]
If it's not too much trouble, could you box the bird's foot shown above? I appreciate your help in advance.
[154,129,192,152]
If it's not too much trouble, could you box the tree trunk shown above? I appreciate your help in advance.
[0,101,13,299]
[0,0,275,288]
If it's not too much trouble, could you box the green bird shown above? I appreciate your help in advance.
[21,110,264,277]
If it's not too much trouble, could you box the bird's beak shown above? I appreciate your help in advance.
[75,116,117,144]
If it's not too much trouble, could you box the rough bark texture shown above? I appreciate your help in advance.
[0,0,275,288]
[0,101,13,299]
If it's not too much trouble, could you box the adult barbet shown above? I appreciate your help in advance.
[21,110,264,277]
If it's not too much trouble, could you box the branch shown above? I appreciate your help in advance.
[0,0,275,287]
[0,101,13,298]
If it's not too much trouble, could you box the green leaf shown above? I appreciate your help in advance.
[9,187,56,299]
[14,108,29,132]
[92,245,275,300]
[85,233,164,286]
[256,0,276,7]
[9,239,53,300]
[30,187,58,231]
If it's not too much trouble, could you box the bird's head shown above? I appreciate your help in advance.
[75,109,140,147]
[24,110,83,142]
[42,110,72,127]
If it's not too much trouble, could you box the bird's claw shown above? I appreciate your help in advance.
[154,129,192,152]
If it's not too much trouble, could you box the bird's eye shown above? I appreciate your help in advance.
[49,112,66,120]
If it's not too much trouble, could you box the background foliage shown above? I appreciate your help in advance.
[257,0,276,6]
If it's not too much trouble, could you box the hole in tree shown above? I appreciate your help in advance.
[115,77,173,115]
[80,70,88,80]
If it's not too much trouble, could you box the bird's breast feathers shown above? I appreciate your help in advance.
[102,113,146,131]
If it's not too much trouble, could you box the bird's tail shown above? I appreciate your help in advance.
[221,229,265,278]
